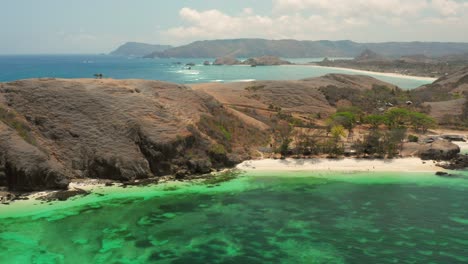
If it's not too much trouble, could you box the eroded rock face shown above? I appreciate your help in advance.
[0,123,70,191]
[419,140,460,160]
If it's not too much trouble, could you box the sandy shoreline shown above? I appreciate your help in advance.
[290,64,437,82]
[237,157,444,173]
[0,157,447,209]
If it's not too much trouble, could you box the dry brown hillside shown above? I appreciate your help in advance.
[0,73,447,192]
[412,67,468,123]
[192,74,399,129]
[0,78,267,191]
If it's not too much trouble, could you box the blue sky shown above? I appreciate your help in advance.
[1,0,467,54]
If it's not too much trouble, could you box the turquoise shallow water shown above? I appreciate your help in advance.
[0,55,432,89]
[1,171,468,263]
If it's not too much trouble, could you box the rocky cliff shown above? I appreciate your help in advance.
[0,79,267,191]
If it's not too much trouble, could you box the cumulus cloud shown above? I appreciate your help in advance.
[273,0,465,17]
[161,1,468,44]
[273,0,428,16]
[161,7,362,43]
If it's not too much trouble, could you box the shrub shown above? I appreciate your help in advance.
[209,144,226,155]
[408,135,419,142]
[0,106,36,145]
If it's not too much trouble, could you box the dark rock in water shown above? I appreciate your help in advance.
[135,239,153,248]
[419,140,460,161]
[38,188,90,202]
[435,171,449,176]
[203,61,211,66]
[439,154,468,170]
[1,191,16,204]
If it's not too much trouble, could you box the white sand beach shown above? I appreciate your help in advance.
[296,64,437,82]
[237,157,444,173]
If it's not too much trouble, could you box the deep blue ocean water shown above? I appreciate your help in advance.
[0,55,433,89]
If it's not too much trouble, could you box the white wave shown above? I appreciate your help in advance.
[231,79,256,82]
[174,70,200,75]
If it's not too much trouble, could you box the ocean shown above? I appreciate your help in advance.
[1,55,460,264]
[1,171,468,263]
[0,55,433,89]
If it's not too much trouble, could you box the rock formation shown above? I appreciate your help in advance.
[0,78,267,191]
[213,56,241,65]
[419,140,460,160]
[242,56,291,66]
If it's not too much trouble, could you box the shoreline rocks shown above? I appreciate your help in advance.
[418,140,460,161]
[438,154,468,170]
[37,188,90,202]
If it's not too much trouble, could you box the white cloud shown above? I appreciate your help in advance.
[273,0,468,17]
[431,0,460,16]
[161,1,468,44]
[273,0,428,16]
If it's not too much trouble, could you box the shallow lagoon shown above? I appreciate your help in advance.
[1,171,468,263]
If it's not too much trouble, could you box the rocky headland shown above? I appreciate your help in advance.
[1,69,468,198]
[0,78,267,193]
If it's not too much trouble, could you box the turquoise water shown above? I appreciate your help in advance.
[1,171,468,263]
[0,55,432,89]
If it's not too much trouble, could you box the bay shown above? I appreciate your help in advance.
[1,171,468,263]
[0,55,432,89]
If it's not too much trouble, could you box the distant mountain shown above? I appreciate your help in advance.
[142,39,468,58]
[145,39,362,58]
[110,42,172,57]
